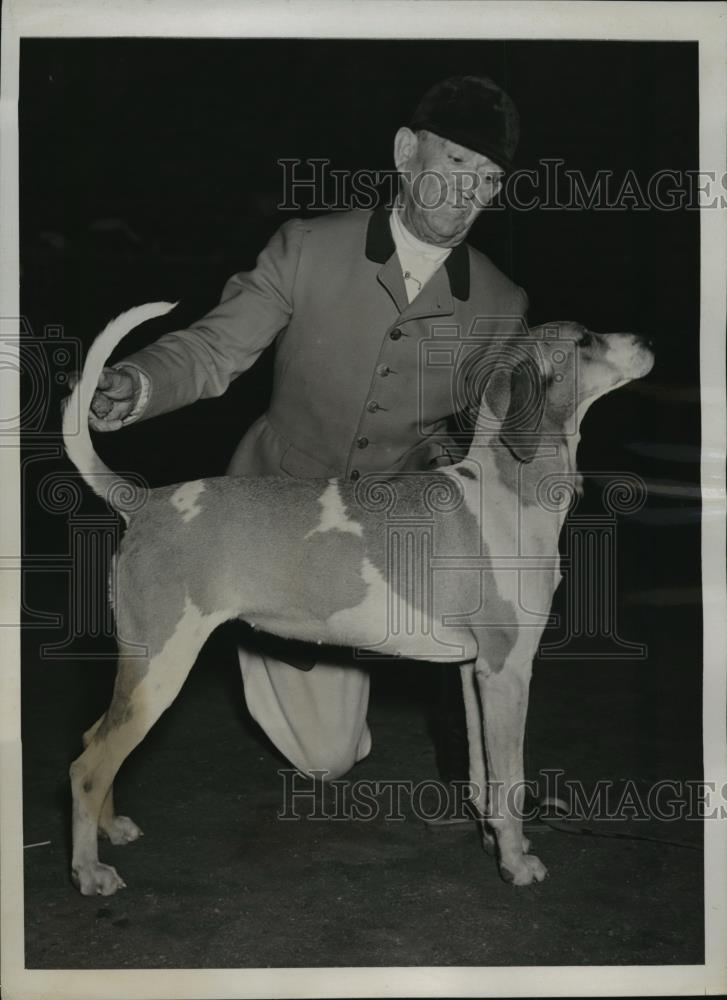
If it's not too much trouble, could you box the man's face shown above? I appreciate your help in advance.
[394,128,504,247]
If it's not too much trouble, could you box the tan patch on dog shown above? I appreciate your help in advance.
[324,557,390,648]
[170,481,205,523]
[326,557,404,650]
[325,555,477,663]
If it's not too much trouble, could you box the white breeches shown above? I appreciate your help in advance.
[238,646,372,780]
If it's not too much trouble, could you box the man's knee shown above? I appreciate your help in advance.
[297,744,358,782]
[296,723,371,781]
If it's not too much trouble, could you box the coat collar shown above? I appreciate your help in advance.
[365,206,470,302]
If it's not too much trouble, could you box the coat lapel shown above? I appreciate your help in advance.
[365,207,470,320]
[377,252,409,315]
[399,266,454,321]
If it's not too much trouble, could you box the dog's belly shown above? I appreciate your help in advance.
[230,557,477,662]
[321,557,478,662]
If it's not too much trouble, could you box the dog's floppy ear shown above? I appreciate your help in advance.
[498,357,547,463]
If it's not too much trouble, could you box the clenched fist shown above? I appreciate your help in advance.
[68,366,142,432]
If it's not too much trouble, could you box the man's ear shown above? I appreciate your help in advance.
[393,127,419,173]
[498,357,547,463]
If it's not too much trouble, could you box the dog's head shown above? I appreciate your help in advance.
[484,322,655,463]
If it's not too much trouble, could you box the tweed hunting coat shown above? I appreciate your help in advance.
[121,207,529,479]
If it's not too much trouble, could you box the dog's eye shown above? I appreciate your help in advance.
[579,330,591,347]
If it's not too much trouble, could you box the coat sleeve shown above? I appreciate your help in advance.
[118,218,307,421]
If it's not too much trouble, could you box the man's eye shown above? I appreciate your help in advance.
[449,155,464,164]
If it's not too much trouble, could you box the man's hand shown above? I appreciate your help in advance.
[68,367,141,432]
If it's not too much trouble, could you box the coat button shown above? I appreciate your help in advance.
[377,364,391,377]
[350,469,360,481]
[357,436,369,448]
[389,328,402,340]
[366,400,379,413]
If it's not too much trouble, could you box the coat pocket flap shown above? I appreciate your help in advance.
[279,441,335,479]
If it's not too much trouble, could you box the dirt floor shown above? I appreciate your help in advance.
[21,597,703,969]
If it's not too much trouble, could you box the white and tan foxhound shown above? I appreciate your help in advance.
[63,302,653,894]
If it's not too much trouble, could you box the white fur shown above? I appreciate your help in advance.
[170,481,205,523]
[305,481,363,539]
[63,301,177,522]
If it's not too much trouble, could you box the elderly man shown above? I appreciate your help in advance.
[86,75,528,781]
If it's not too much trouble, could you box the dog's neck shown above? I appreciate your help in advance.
[457,401,580,545]
[468,427,575,492]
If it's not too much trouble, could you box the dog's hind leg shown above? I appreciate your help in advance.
[70,600,227,895]
[82,715,143,846]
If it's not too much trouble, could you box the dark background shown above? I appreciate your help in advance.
[18,38,703,967]
[19,38,701,480]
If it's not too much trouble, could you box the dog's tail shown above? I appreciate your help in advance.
[62,302,177,522]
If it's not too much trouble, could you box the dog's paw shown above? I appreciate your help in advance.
[101,815,143,846]
[72,860,127,896]
[500,853,548,887]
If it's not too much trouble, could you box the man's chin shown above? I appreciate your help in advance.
[428,207,477,236]
[426,220,472,245]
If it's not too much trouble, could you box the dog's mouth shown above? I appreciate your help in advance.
[623,342,655,380]
[599,333,655,381]
[632,348,655,379]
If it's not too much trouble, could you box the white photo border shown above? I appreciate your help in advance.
[1,1,725,997]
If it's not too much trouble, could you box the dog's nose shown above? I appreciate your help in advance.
[629,333,653,350]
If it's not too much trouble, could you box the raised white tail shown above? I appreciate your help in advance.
[62,302,177,522]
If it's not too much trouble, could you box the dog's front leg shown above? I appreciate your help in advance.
[460,662,485,811]
[460,662,496,854]
[474,653,547,886]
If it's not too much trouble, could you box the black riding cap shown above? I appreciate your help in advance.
[410,75,520,172]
